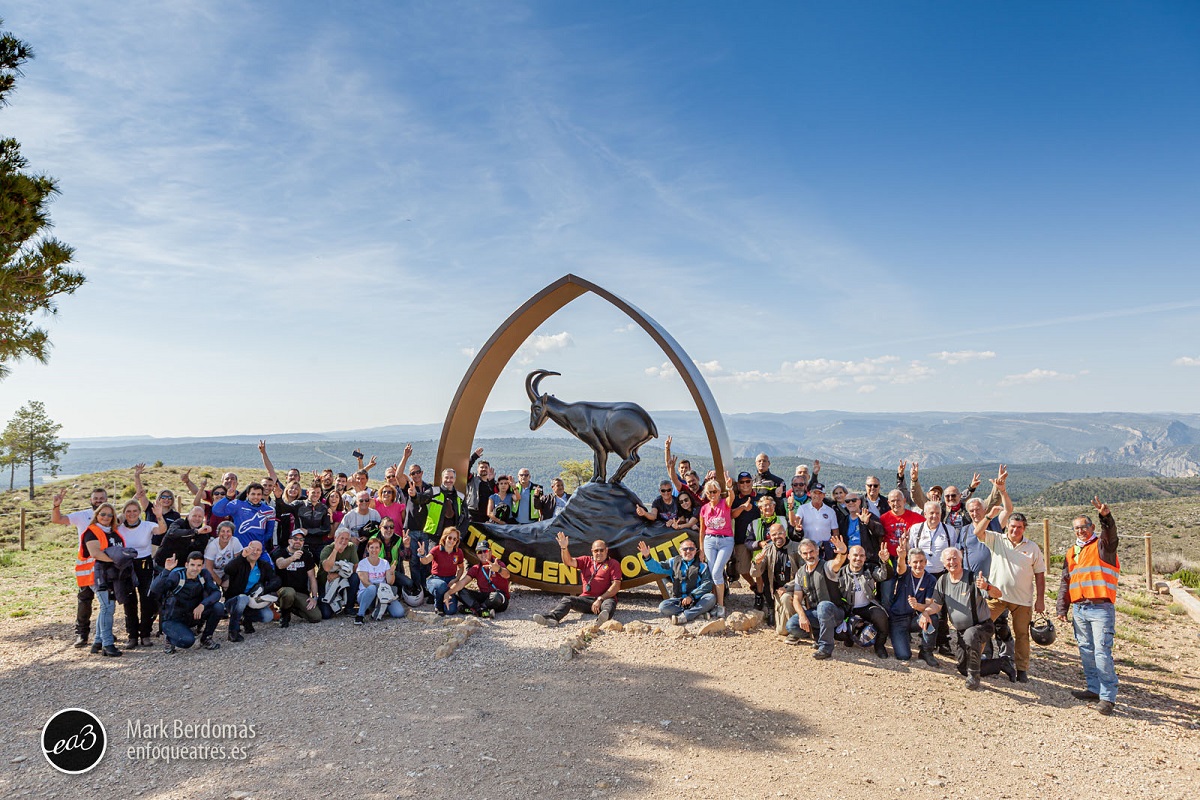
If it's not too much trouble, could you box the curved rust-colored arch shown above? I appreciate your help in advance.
[436,274,730,487]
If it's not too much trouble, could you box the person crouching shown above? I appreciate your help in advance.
[149,551,225,653]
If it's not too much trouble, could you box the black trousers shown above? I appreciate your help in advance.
[953,620,1007,677]
[850,604,891,645]
[122,557,159,638]
[75,585,94,637]
[459,588,509,613]
[547,595,616,623]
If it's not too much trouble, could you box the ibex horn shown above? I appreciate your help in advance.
[525,369,561,401]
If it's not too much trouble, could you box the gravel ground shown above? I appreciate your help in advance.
[2,583,1199,800]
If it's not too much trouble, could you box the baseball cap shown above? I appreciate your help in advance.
[289,530,305,540]
[809,482,825,493]
[475,540,491,552]
[737,471,753,480]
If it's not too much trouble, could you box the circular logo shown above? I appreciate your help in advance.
[41,708,106,774]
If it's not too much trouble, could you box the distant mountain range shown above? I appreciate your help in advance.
[65,410,1200,478]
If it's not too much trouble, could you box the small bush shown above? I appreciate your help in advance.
[1169,568,1200,589]
[0,551,16,568]
[1115,602,1156,621]
[1167,603,1187,616]
[1049,554,1065,568]
[120,483,136,500]
[10,609,29,618]
[153,460,163,468]
[1155,554,1185,575]
[1125,592,1156,608]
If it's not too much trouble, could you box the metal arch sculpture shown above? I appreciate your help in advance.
[436,274,730,485]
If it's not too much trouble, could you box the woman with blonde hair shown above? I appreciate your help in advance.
[699,472,736,619]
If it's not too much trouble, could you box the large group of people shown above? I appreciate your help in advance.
[57,438,1121,714]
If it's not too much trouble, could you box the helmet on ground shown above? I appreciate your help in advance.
[851,616,878,648]
[400,585,426,607]
[1030,613,1057,646]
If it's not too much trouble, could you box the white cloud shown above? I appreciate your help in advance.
[613,322,638,334]
[857,385,877,394]
[515,331,574,365]
[461,346,478,359]
[645,354,934,390]
[999,368,1076,386]
[931,350,996,365]
[1174,356,1200,367]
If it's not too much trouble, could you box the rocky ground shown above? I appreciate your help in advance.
[2,577,1198,800]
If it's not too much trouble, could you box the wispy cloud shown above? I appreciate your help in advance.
[1174,356,1200,367]
[931,350,996,365]
[999,369,1076,386]
[515,331,574,365]
[648,355,933,390]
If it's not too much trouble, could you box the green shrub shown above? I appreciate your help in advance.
[1167,603,1187,616]
[153,460,163,468]
[1115,602,1155,621]
[1169,568,1200,589]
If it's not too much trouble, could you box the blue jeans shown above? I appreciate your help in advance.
[357,584,406,619]
[426,575,458,614]
[703,535,734,587]
[659,593,717,623]
[786,601,845,654]
[1073,600,1118,702]
[93,588,115,647]
[162,602,225,648]
[878,577,896,611]
[889,612,937,660]
[227,594,273,635]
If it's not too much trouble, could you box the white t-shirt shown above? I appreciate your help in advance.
[357,557,390,586]
[67,509,93,536]
[118,520,157,558]
[985,531,1047,607]
[795,502,838,545]
[204,537,243,579]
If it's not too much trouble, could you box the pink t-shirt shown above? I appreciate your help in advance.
[701,498,733,537]
[374,500,407,529]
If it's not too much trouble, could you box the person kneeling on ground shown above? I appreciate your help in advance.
[149,551,225,653]
[271,530,321,627]
[838,541,894,659]
[448,539,512,617]
[889,548,939,667]
[750,523,801,634]
[637,538,716,624]
[534,532,621,627]
[919,547,1016,689]
[785,534,849,659]
[355,538,406,625]
[222,540,282,642]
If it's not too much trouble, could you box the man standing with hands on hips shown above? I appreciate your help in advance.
[1058,497,1120,715]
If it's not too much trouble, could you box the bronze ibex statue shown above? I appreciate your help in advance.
[526,369,658,485]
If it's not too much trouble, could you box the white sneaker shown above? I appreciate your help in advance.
[673,613,686,625]
[714,606,726,619]
[532,614,558,628]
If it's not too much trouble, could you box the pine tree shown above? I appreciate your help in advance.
[0,20,83,380]
[3,400,68,499]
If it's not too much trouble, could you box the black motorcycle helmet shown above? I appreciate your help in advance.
[1030,612,1057,646]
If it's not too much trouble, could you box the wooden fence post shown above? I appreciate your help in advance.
[1042,519,1050,562]
[1145,531,1153,592]
[20,508,26,551]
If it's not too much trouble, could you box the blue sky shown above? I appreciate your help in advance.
[2,1,1198,438]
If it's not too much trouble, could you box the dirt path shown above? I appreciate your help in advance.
[2,584,1198,800]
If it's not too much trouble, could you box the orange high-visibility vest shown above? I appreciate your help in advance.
[75,525,112,587]
[1065,539,1119,603]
